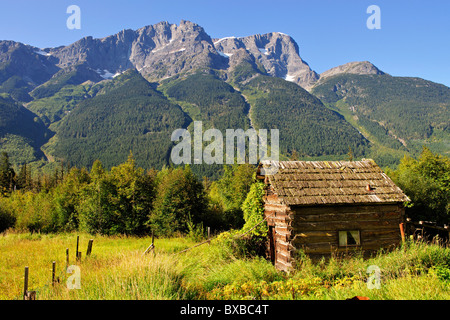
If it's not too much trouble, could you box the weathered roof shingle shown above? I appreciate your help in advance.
[258,160,410,206]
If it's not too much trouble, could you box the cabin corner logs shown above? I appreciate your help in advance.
[257,160,411,272]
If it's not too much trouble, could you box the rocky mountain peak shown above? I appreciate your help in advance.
[319,61,385,81]
[3,20,387,93]
[213,31,319,90]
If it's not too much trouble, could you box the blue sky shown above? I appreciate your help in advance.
[1,0,449,86]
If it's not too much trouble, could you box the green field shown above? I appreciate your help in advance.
[1,231,450,300]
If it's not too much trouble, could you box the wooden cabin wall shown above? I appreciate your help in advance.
[291,204,405,258]
[263,188,294,271]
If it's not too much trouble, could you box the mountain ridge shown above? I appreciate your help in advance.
[0,20,420,95]
[0,19,448,173]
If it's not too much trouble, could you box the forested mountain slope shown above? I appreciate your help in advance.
[231,62,369,158]
[50,69,190,170]
[311,72,450,165]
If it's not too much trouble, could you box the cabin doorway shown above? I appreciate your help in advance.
[268,225,276,264]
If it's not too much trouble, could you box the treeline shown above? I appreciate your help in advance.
[0,151,256,236]
[1,147,448,235]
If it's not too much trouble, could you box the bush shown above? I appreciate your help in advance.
[390,147,450,223]
[4,190,56,233]
[241,181,267,238]
[213,181,267,257]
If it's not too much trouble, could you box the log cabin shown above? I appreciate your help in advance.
[257,159,410,271]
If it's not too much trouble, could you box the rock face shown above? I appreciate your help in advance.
[0,20,386,94]
[213,32,319,90]
[48,20,224,81]
[0,40,59,87]
[0,20,323,91]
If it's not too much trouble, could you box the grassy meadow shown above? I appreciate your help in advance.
[1,231,450,300]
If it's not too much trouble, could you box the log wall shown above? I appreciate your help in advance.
[264,192,405,270]
[292,204,404,257]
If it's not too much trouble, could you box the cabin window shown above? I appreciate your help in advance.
[338,230,361,247]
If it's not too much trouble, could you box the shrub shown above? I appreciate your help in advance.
[390,147,450,223]
[213,181,267,257]
[241,180,267,237]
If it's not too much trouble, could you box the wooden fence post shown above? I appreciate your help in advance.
[86,239,94,256]
[23,266,36,300]
[143,231,155,255]
[66,248,69,267]
[76,235,83,262]
[52,261,56,286]
[76,235,79,261]
[445,225,450,245]
[23,266,28,300]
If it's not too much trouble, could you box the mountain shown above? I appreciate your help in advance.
[317,61,385,83]
[49,21,226,81]
[0,21,319,97]
[49,69,190,170]
[0,40,60,102]
[30,63,104,100]
[212,32,319,90]
[311,64,450,165]
[0,20,448,173]
[226,59,369,158]
[0,95,51,164]
[162,72,250,131]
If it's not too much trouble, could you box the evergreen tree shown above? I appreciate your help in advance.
[16,163,30,191]
[0,152,15,195]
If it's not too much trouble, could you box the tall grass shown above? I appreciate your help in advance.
[294,240,450,300]
[0,231,198,299]
[1,231,450,300]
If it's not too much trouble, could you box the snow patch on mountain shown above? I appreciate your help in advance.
[258,48,269,55]
[217,51,232,58]
[213,36,236,45]
[96,69,121,79]
[35,49,51,56]
[284,74,296,82]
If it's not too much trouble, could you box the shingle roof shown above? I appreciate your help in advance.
[258,159,410,206]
